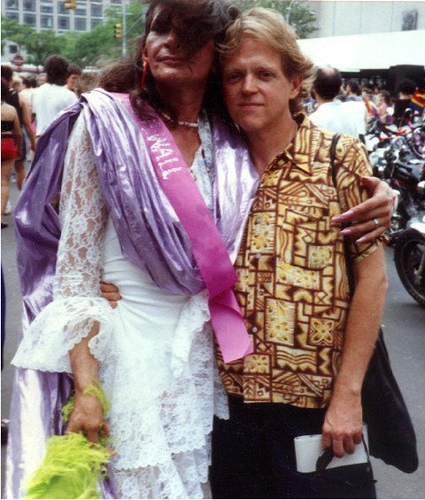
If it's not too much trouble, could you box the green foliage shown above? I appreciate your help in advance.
[59,1,146,68]
[1,1,145,69]
[107,0,147,42]
[1,16,62,66]
[61,20,121,68]
[1,16,33,55]
[23,30,63,67]
[236,0,317,39]
[2,0,316,70]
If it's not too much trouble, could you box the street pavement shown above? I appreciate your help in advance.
[1,183,424,498]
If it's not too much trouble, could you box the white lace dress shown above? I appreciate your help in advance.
[12,114,229,499]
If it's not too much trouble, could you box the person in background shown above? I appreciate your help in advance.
[65,63,83,94]
[20,75,37,117]
[1,66,35,192]
[342,79,368,142]
[11,77,22,93]
[32,55,78,137]
[18,75,38,172]
[210,8,387,498]
[371,84,381,103]
[75,71,100,97]
[393,78,417,126]
[362,87,378,124]
[302,90,315,115]
[36,72,46,86]
[309,67,358,137]
[377,90,393,125]
[410,80,425,118]
[1,72,23,441]
[1,77,22,228]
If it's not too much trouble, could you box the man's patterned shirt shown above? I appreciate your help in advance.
[217,115,384,409]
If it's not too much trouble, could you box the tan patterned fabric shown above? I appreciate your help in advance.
[217,114,384,408]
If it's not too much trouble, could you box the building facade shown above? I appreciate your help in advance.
[1,0,123,34]
[2,1,424,71]
[307,1,425,38]
[2,1,425,37]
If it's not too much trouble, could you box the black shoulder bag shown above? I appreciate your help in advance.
[330,134,418,474]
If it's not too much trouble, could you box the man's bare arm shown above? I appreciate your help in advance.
[322,247,387,457]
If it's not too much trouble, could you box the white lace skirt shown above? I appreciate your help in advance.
[13,219,228,499]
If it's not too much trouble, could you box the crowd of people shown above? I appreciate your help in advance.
[1,58,100,229]
[307,70,424,139]
[1,0,411,498]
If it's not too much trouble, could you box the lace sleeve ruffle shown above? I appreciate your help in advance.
[12,297,114,372]
[12,115,111,373]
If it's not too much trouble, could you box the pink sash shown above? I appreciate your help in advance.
[116,94,253,363]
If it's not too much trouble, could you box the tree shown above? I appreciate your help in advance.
[1,16,33,55]
[121,1,148,42]
[22,31,63,67]
[237,0,317,39]
[1,16,62,67]
[61,20,123,68]
[60,1,146,68]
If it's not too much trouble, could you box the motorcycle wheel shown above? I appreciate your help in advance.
[394,229,425,307]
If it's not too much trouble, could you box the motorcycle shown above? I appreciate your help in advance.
[371,125,425,244]
[386,151,425,244]
[394,219,425,307]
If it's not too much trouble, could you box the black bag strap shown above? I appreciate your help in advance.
[329,134,355,293]
[329,133,341,188]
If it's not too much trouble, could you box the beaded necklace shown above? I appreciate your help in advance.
[159,111,199,128]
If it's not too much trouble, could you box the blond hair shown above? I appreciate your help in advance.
[220,7,313,114]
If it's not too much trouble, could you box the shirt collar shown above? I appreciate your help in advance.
[271,114,322,177]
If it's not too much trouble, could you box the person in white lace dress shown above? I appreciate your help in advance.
[10,1,247,498]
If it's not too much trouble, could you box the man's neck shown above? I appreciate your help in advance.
[245,117,298,175]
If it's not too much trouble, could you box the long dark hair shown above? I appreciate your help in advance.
[99,0,238,124]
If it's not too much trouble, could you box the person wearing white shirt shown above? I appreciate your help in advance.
[32,55,78,137]
[342,79,368,142]
[309,67,359,138]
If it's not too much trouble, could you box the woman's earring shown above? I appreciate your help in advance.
[141,60,149,90]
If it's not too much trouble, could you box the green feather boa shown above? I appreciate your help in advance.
[23,383,112,499]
